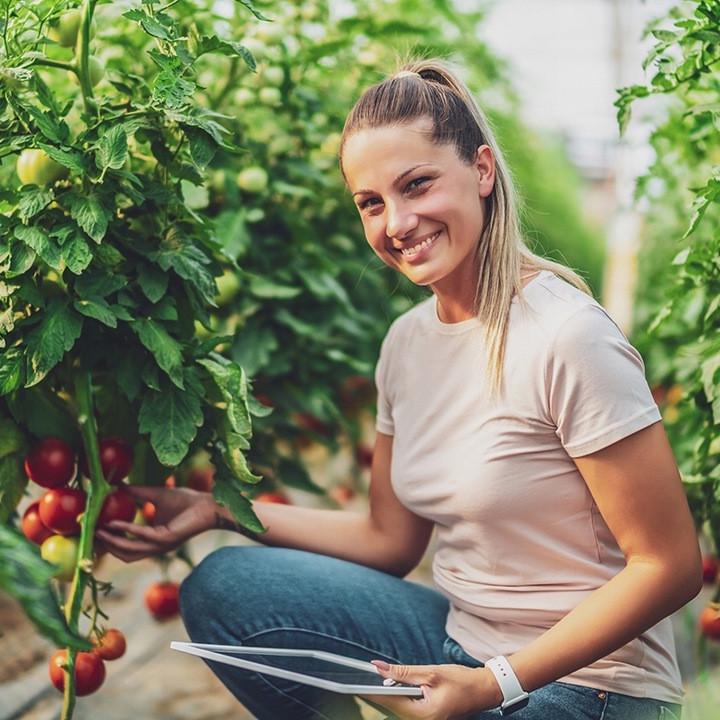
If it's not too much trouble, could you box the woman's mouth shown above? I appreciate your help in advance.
[397,231,441,263]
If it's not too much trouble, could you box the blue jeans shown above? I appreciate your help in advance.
[179,546,683,720]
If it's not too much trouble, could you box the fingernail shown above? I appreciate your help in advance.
[371,660,390,671]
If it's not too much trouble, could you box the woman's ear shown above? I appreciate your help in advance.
[475,144,495,198]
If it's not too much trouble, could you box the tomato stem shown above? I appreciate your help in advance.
[76,0,97,116]
[60,369,111,720]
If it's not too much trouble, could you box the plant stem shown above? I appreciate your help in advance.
[76,0,98,116]
[60,369,111,720]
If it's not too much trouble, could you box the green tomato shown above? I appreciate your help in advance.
[237,166,269,193]
[216,269,242,306]
[16,149,68,186]
[233,87,255,107]
[258,86,282,107]
[48,9,81,48]
[262,66,284,87]
[41,535,79,582]
[68,56,105,88]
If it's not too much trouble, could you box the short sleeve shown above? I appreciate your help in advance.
[546,303,662,457]
[374,326,396,435]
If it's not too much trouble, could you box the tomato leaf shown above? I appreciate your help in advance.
[24,301,83,387]
[0,349,24,395]
[73,297,118,328]
[66,193,111,244]
[0,417,26,460]
[138,371,204,465]
[197,356,251,436]
[61,233,93,275]
[0,524,92,651]
[37,143,87,175]
[95,125,128,172]
[14,226,62,271]
[0,453,27,522]
[210,453,265,534]
[17,187,53,222]
[131,318,184,389]
[138,263,169,303]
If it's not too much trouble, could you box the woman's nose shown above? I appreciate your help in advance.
[385,202,418,241]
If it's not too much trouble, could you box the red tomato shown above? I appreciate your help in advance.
[98,489,136,527]
[21,501,54,545]
[187,466,214,492]
[329,485,355,505]
[49,649,106,696]
[144,581,180,620]
[24,437,75,488]
[164,474,176,488]
[702,555,719,584]
[141,501,156,524]
[256,393,274,407]
[255,491,290,505]
[38,488,86,536]
[699,604,720,641]
[93,629,126,661]
[81,437,133,484]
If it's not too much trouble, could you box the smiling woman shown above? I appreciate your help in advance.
[102,55,700,720]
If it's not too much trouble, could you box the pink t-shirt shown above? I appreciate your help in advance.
[374,270,683,704]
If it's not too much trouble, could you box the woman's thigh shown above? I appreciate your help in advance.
[179,545,451,719]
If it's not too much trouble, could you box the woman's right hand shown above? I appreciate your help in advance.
[95,485,217,563]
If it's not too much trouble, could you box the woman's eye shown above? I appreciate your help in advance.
[359,177,430,211]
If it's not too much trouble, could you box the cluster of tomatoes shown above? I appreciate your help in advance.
[20,436,134,580]
[49,627,126,696]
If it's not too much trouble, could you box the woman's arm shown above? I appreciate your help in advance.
[484,420,703,698]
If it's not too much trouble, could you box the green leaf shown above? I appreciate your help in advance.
[211,457,265,534]
[18,187,53,222]
[194,36,257,70]
[24,301,83,387]
[61,233,93,275]
[67,194,111,243]
[247,274,302,299]
[154,244,217,306]
[218,430,262,485]
[138,263,169,303]
[131,319,184,389]
[0,453,27,522]
[233,0,272,22]
[26,106,66,144]
[183,126,217,170]
[138,372,203,465]
[95,125,128,172]
[197,357,251,436]
[0,525,91,651]
[0,349,24,395]
[73,297,118,328]
[7,243,36,278]
[37,143,86,174]
[5,386,78,445]
[14,225,62,271]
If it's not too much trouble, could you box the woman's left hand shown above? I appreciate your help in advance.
[358,660,500,720]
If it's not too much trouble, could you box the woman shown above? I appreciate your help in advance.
[97,58,701,720]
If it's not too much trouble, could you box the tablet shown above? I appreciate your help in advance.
[170,641,424,696]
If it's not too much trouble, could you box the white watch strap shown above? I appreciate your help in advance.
[484,655,529,711]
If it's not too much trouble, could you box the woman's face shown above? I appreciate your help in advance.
[342,117,495,291]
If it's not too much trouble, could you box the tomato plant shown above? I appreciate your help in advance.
[144,580,180,620]
[24,437,76,488]
[699,604,720,642]
[49,649,106,696]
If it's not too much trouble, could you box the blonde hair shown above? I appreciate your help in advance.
[339,56,594,400]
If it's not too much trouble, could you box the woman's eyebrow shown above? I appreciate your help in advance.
[352,163,434,198]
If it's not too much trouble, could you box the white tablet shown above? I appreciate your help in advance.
[170,641,424,697]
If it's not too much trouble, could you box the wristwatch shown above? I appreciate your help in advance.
[484,655,530,715]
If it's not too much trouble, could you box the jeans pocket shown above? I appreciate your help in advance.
[658,706,682,720]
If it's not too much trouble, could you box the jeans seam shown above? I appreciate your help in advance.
[242,626,405,664]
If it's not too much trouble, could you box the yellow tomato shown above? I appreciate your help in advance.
[236,166,269,193]
[41,535,79,582]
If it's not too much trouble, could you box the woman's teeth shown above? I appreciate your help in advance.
[401,231,440,257]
